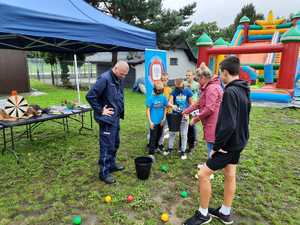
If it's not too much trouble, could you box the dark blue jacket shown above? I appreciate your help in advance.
[86,70,124,125]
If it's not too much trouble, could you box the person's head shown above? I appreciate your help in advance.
[153,81,164,95]
[161,73,169,87]
[219,56,240,85]
[185,70,194,82]
[175,78,184,90]
[196,62,212,87]
[112,60,129,79]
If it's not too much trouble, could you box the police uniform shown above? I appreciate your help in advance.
[86,70,124,179]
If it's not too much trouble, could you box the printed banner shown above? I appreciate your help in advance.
[144,49,167,99]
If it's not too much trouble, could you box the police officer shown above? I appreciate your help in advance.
[86,61,129,184]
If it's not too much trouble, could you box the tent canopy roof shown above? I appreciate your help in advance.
[0,0,156,53]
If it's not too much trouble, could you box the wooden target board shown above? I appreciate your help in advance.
[4,95,29,118]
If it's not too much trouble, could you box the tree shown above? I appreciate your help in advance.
[85,0,197,49]
[29,52,85,87]
[233,3,264,32]
[186,22,232,51]
[220,24,235,42]
[41,52,56,86]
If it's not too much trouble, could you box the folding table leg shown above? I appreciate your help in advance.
[66,117,69,132]
[10,127,15,150]
[63,118,67,138]
[8,127,19,163]
[2,128,6,154]
[79,113,84,134]
[90,111,93,129]
[26,124,29,139]
[29,124,33,141]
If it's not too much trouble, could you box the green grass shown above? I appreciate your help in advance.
[0,80,299,225]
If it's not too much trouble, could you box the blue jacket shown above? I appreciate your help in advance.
[86,70,124,125]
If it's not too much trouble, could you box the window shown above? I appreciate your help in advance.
[170,57,178,66]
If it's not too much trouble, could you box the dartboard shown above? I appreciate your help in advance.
[4,95,29,118]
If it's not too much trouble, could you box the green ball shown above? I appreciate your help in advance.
[160,164,169,173]
[73,215,81,225]
[181,191,188,198]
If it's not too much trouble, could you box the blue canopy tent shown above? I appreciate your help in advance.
[0,0,156,102]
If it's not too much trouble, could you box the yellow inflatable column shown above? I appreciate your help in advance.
[213,38,227,74]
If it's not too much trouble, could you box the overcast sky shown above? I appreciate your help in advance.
[163,0,300,28]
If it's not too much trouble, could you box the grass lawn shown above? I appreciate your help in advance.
[0,80,299,225]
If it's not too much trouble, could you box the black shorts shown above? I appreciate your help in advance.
[206,150,242,171]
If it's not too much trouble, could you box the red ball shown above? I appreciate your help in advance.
[127,195,134,203]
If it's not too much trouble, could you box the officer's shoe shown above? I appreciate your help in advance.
[99,174,116,184]
[110,164,125,173]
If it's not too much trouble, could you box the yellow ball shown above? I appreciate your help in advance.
[161,213,169,222]
[104,195,112,203]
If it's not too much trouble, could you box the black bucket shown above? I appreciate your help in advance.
[134,156,153,180]
[167,112,182,132]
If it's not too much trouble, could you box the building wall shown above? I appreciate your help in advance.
[135,64,145,80]
[96,62,135,88]
[167,49,196,80]
[0,49,29,94]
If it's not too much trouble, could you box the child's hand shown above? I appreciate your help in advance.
[149,122,154,129]
[160,120,165,127]
[172,105,178,110]
[190,117,196,125]
[183,114,189,120]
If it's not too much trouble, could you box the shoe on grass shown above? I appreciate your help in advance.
[163,148,173,156]
[208,207,233,224]
[180,152,187,160]
[99,174,116,184]
[183,210,212,225]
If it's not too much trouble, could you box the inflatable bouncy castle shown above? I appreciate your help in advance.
[196,10,300,103]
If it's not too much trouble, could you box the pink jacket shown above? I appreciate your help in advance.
[184,78,223,142]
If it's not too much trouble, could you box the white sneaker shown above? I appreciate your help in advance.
[148,154,156,163]
[197,163,204,170]
[163,151,170,156]
[180,153,187,160]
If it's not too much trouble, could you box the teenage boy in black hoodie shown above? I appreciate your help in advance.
[184,56,251,225]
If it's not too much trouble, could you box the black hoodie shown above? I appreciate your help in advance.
[213,79,251,152]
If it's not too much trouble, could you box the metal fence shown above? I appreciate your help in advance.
[27,58,98,88]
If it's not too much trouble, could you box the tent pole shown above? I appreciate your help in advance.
[88,62,92,89]
[74,53,81,104]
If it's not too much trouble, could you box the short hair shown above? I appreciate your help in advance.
[154,81,164,90]
[175,78,184,86]
[196,62,212,79]
[220,56,240,76]
[186,69,194,75]
[114,60,129,70]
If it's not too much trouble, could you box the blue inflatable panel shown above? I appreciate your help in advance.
[250,92,292,103]
[241,66,257,81]
[248,35,273,41]
[264,64,274,83]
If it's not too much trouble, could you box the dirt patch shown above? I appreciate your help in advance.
[84,213,98,225]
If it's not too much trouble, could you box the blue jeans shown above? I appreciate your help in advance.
[207,142,214,158]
